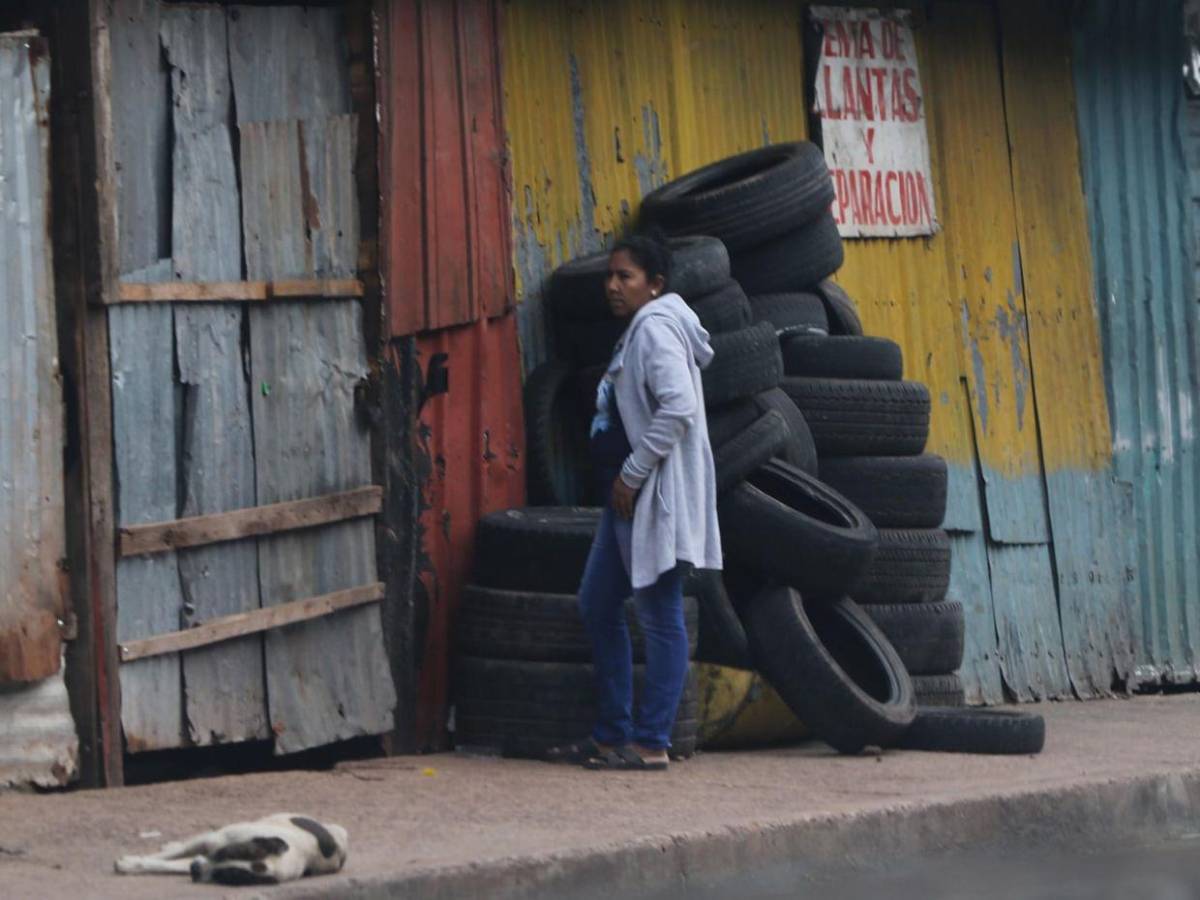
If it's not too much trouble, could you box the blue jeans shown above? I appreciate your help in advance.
[578,506,690,750]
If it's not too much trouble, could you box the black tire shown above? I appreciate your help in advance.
[719,459,878,598]
[862,602,964,676]
[813,279,863,336]
[558,317,628,368]
[896,707,1045,755]
[702,322,783,407]
[816,455,948,529]
[782,335,904,381]
[740,589,915,754]
[669,235,731,300]
[456,585,699,663]
[706,397,762,449]
[850,528,951,605]
[748,293,829,337]
[782,377,931,457]
[454,657,700,759]
[639,142,835,251]
[474,507,600,593]
[687,569,752,669]
[524,362,590,506]
[549,250,611,322]
[690,280,752,334]
[730,212,845,296]
[753,388,819,476]
[712,409,789,494]
[912,673,965,707]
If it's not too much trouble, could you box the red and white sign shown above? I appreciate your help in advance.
[811,7,938,238]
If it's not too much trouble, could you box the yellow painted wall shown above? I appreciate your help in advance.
[503,0,1111,477]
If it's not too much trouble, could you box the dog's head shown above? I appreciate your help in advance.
[288,816,349,872]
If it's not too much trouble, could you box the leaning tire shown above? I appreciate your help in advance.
[719,459,878,597]
[702,322,784,407]
[850,528,951,605]
[548,250,611,322]
[896,707,1045,755]
[813,279,864,336]
[748,292,829,337]
[782,335,903,381]
[754,388,819,476]
[862,602,964,675]
[688,570,752,669]
[741,589,915,754]
[456,585,699,663]
[558,317,627,368]
[454,657,700,759]
[640,143,835,251]
[690,280,752,334]
[912,673,965,707]
[730,212,844,295]
[474,507,600,593]
[816,455,948,528]
[712,409,789,494]
[782,377,931,457]
[524,362,590,506]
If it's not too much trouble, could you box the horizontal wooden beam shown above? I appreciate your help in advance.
[114,277,365,303]
[119,486,382,557]
[119,583,385,663]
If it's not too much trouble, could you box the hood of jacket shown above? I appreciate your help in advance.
[615,292,714,371]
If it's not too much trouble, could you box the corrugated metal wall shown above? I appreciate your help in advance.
[503,0,1133,703]
[377,0,526,748]
[378,0,512,336]
[0,34,66,687]
[1074,0,1200,686]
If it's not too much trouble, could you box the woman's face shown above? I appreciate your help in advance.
[606,249,665,319]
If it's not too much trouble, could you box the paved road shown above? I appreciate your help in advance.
[664,837,1200,900]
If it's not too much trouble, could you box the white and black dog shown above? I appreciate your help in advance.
[114,813,348,886]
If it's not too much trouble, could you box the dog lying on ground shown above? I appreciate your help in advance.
[114,813,348,885]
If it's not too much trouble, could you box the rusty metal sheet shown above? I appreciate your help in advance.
[0,663,78,789]
[232,7,395,753]
[404,314,527,748]
[947,532,1004,705]
[162,6,267,746]
[0,33,65,685]
[1074,0,1200,688]
[377,0,512,336]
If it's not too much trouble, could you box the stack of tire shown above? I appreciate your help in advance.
[451,507,703,760]
[638,141,1044,756]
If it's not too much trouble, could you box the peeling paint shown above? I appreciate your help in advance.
[633,103,667,198]
[963,301,990,432]
[568,52,601,254]
[995,292,1031,433]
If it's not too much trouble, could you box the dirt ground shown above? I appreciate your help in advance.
[1,695,1198,898]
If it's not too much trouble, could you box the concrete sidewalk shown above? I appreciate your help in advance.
[2,695,1199,899]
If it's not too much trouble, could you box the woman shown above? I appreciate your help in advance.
[565,232,722,770]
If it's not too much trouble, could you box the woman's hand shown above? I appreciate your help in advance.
[612,476,639,520]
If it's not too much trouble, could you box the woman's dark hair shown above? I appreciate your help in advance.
[611,227,672,290]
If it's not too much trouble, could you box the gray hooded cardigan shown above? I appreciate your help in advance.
[612,292,723,588]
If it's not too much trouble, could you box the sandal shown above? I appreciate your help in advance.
[582,745,669,771]
[544,737,606,764]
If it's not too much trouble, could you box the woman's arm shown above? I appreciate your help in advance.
[619,319,698,490]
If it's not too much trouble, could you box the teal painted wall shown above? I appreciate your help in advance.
[1074,0,1200,686]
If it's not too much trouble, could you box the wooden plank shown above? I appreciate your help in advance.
[110,262,184,753]
[109,0,169,276]
[162,5,266,747]
[232,8,395,752]
[119,584,385,663]
[120,486,383,556]
[115,278,364,303]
